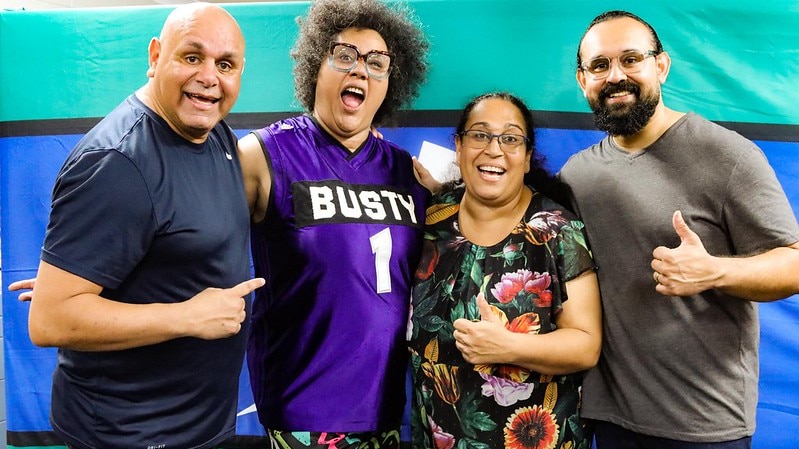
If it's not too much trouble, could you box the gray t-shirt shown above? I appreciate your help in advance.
[560,113,799,442]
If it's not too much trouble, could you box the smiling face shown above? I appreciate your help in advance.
[456,97,532,208]
[312,28,389,147]
[576,16,668,136]
[142,5,245,143]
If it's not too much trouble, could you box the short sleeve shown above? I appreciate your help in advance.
[42,150,156,288]
[723,144,799,255]
[555,215,596,282]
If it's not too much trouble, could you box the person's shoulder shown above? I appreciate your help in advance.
[668,114,767,170]
[426,184,463,223]
[431,183,464,205]
[261,114,312,134]
[364,130,413,163]
[560,137,608,172]
[680,113,754,146]
[247,115,316,149]
[74,95,145,156]
[531,190,575,216]
[379,137,413,160]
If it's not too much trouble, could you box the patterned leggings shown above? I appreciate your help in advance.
[267,429,401,449]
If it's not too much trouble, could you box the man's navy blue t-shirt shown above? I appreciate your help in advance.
[41,94,250,449]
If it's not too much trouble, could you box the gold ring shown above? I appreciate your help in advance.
[654,272,661,284]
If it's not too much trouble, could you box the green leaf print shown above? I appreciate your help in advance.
[414,289,438,317]
[420,315,448,332]
[561,221,589,254]
[457,438,491,449]
[469,246,487,286]
[458,389,497,438]
[451,300,466,322]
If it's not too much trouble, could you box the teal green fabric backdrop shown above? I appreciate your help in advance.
[2,0,799,125]
[2,1,798,448]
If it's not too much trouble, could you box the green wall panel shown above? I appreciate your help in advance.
[2,0,798,125]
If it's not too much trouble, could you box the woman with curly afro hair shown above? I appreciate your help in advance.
[237,0,432,448]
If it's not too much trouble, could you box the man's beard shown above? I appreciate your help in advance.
[587,80,659,136]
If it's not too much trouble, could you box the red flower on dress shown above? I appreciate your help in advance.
[475,305,540,382]
[504,405,559,449]
[415,240,439,281]
[491,269,551,305]
[534,290,552,308]
[491,269,530,303]
[505,313,541,334]
[524,272,551,295]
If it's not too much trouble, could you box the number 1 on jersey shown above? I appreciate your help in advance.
[370,228,392,293]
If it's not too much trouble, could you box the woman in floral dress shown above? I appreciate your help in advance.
[408,92,602,449]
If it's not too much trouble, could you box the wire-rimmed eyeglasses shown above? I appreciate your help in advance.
[580,50,659,80]
[328,42,392,80]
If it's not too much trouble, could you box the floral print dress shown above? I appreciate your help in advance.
[408,186,595,449]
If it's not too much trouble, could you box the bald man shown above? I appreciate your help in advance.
[26,3,263,448]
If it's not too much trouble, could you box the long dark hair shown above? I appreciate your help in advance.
[451,92,573,209]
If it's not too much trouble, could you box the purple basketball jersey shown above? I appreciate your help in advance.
[247,115,428,432]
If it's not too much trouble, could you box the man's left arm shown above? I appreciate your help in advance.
[652,210,799,302]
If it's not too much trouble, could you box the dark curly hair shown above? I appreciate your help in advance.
[576,10,664,69]
[291,0,429,125]
[451,92,573,210]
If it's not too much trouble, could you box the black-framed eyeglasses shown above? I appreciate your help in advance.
[459,129,529,155]
[580,50,659,80]
[328,42,392,80]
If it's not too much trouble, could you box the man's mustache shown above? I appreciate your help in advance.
[599,81,640,101]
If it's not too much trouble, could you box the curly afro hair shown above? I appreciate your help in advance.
[291,0,429,125]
